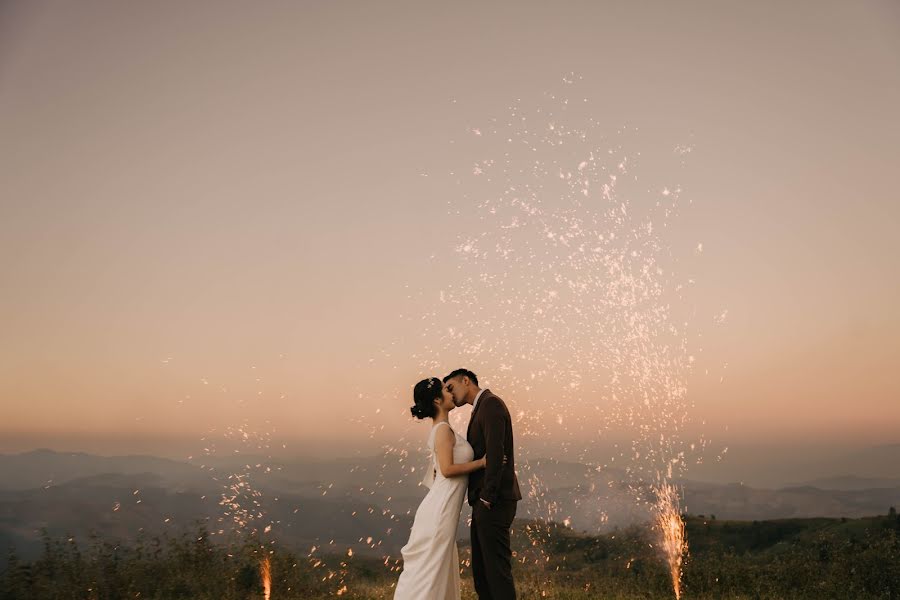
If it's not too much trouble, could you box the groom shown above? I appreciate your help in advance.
[444,369,521,600]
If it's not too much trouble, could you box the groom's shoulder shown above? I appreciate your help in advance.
[482,389,509,412]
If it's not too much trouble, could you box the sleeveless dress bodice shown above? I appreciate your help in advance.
[422,421,475,487]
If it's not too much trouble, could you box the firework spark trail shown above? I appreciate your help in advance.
[352,74,719,588]
[195,421,280,538]
[200,419,355,596]
[179,373,309,593]
[160,353,358,592]
[653,480,687,599]
[260,556,272,600]
[439,76,702,506]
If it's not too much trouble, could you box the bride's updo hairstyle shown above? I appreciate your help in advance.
[411,377,442,420]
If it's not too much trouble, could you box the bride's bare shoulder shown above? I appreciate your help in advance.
[433,422,455,442]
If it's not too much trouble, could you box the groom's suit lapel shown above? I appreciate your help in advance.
[467,389,490,440]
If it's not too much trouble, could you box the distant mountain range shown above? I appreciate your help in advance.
[0,448,207,491]
[1,448,898,562]
[793,475,900,490]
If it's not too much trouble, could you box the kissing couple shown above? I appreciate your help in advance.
[394,369,522,600]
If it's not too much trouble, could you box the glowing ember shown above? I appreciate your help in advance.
[260,556,271,600]
[653,480,687,599]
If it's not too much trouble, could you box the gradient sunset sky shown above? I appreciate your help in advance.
[1,1,898,460]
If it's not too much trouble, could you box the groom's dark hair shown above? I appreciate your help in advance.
[443,368,478,387]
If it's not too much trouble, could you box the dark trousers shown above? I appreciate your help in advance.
[470,499,517,600]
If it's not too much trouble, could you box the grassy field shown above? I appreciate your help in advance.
[311,512,900,599]
[2,512,899,599]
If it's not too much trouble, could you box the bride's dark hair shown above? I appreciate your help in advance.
[411,377,443,420]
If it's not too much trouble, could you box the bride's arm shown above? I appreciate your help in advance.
[435,426,485,477]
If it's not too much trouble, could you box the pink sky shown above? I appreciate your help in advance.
[1,1,898,457]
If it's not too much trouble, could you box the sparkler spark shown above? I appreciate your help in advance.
[260,556,271,600]
[653,480,687,599]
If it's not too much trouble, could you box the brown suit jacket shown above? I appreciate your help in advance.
[466,389,522,506]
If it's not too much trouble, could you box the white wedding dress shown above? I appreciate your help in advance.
[394,421,474,600]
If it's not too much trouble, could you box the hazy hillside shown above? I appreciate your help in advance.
[0,449,212,491]
[1,448,898,564]
[792,475,900,491]
[680,480,900,521]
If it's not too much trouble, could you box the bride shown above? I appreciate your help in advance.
[394,377,487,600]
